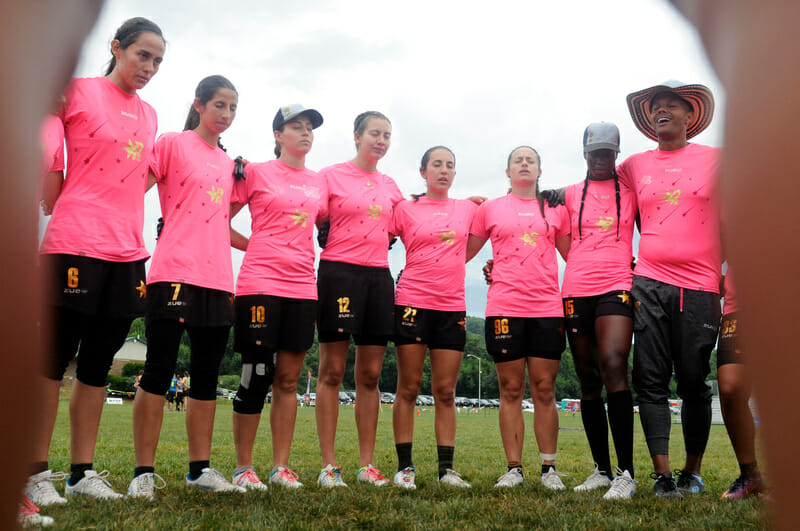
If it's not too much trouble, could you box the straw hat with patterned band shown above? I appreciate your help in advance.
[626,80,714,142]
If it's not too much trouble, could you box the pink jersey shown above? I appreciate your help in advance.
[470,194,570,317]
[617,143,722,292]
[234,159,328,299]
[391,197,478,311]
[319,161,403,268]
[40,77,158,261]
[723,268,737,315]
[40,115,65,173]
[562,178,636,297]
[147,130,242,293]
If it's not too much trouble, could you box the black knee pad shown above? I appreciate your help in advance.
[75,317,132,387]
[139,320,183,396]
[233,361,275,414]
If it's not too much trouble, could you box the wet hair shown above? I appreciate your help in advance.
[183,75,237,152]
[507,146,548,231]
[105,17,164,76]
[353,111,391,150]
[577,167,621,241]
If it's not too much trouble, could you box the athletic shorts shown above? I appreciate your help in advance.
[234,294,316,361]
[563,290,634,336]
[717,312,743,367]
[317,260,394,345]
[146,282,234,327]
[485,316,565,363]
[394,305,466,351]
[42,253,146,318]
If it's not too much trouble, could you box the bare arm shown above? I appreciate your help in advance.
[466,234,488,263]
[555,234,571,261]
[229,202,248,251]
[145,169,158,192]
[40,170,63,215]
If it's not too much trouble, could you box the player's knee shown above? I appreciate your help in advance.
[187,369,219,401]
[233,362,273,414]
[396,377,422,402]
[500,380,525,402]
[75,360,112,387]
[139,355,178,396]
[433,387,455,408]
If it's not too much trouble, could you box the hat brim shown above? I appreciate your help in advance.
[275,108,324,131]
[626,83,714,142]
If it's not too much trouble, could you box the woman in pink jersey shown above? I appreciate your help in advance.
[28,18,165,504]
[560,123,637,499]
[315,111,402,487]
[229,104,327,490]
[127,75,245,498]
[467,146,570,490]
[389,146,478,490]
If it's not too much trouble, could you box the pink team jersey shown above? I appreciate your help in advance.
[147,130,243,293]
[562,178,636,297]
[470,193,570,317]
[723,268,737,315]
[617,143,722,292]
[40,77,158,261]
[319,161,403,268]
[234,159,328,300]
[391,196,479,311]
[40,115,65,173]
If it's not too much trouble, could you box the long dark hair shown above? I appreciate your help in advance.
[577,168,621,241]
[183,75,237,152]
[507,145,549,232]
[105,17,164,76]
[413,145,455,201]
[353,111,390,151]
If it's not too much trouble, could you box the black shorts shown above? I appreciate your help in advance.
[146,282,234,327]
[234,294,316,361]
[394,306,466,351]
[42,253,146,318]
[166,390,175,402]
[485,316,565,363]
[317,260,394,345]
[717,312,743,367]
[563,290,634,336]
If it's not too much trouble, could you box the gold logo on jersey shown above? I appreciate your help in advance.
[367,204,382,219]
[520,231,538,246]
[135,281,147,299]
[206,186,224,204]
[123,139,144,161]
[664,189,681,205]
[596,216,614,232]
[439,230,456,245]
[290,209,309,227]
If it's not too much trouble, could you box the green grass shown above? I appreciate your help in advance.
[43,399,767,529]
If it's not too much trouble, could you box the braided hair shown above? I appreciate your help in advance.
[576,168,621,241]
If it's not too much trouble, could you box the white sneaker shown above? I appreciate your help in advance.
[18,496,54,528]
[186,468,246,493]
[574,463,612,492]
[232,467,268,491]
[127,472,166,499]
[25,470,68,506]
[357,465,390,487]
[269,466,303,489]
[392,466,416,490]
[603,468,637,500]
[65,470,124,499]
[541,467,566,490]
[439,469,471,488]
[317,464,348,488]
[494,467,524,488]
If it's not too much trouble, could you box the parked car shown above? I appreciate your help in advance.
[380,392,395,404]
[339,391,353,405]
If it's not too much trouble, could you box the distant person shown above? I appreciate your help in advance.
[389,146,479,490]
[166,375,177,412]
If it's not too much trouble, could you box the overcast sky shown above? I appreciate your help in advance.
[61,0,724,316]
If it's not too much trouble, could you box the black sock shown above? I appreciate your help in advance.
[739,462,759,480]
[437,445,454,479]
[580,398,612,477]
[396,443,413,471]
[134,466,155,478]
[607,390,635,478]
[70,463,93,485]
[189,460,210,480]
[541,464,556,475]
[31,462,49,475]
[508,462,523,476]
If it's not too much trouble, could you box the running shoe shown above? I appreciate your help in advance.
[651,472,683,499]
[603,468,637,500]
[438,469,471,488]
[127,472,166,499]
[186,468,246,493]
[232,468,268,491]
[675,468,705,495]
[269,466,303,489]
[317,464,348,488]
[65,470,124,499]
[494,467,524,488]
[392,466,416,490]
[358,465,390,487]
[721,474,764,500]
[573,463,612,492]
[18,495,54,528]
[25,470,67,506]
[541,467,566,490]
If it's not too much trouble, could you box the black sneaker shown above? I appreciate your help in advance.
[650,472,683,499]
[675,469,705,495]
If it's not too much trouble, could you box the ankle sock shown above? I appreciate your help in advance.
[541,464,556,475]
[32,462,49,475]
[739,462,759,480]
[234,465,254,477]
[134,466,155,478]
[188,460,210,480]
[437,445,454,479]
[396,443,413,471]
[70,463,92,485]
[508,462,523,476]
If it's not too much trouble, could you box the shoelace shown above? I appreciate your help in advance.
[608,474,636,495]
[86,470,116,492]
[363,466,386,481]
[278,468,299,482]
[240,469,261,484]
[32,471,68,497]
[135,473,167,491]
[19,496,40,517]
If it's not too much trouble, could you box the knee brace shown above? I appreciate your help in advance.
[75,317,132,387]
[233,361,274,414]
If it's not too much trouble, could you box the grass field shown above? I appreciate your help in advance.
[41,398,767,529]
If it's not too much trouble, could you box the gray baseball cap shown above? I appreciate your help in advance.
[583,122,621,155]
[273,104,323,131]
